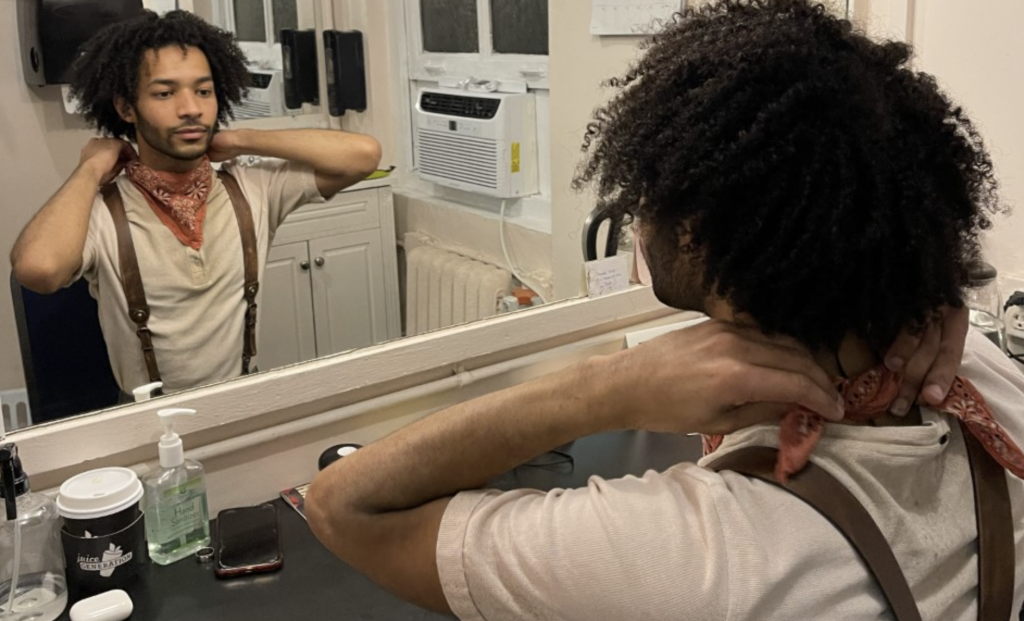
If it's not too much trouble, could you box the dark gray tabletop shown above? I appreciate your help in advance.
[57,431,704,621]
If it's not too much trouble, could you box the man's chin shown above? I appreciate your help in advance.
[167,144,210,162]
[650,283,705,314]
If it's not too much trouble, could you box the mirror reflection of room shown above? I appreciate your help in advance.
[195,0,316,118]
[2,0,564,431]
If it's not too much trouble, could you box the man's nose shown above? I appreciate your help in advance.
[177,91,202,118]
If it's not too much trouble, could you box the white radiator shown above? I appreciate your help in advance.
[405,245,512,336]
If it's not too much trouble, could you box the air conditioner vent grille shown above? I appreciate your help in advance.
[420,92,500,119]
[417,129,499,189]
[249,72,273,88]
[235,100,273,119]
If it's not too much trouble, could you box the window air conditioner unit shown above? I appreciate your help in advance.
[235,69,284,119]
[414,88,538,199]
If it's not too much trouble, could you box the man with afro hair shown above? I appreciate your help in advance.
[11,10,381,395]
[305,1,1023,619]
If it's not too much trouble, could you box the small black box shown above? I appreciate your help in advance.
[18,0,144,86]
[280,28,319,110]
[323,30,367,117]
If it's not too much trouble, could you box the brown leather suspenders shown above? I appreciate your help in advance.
[100,170,259,385]
[101,183,161,386]
[710,420,1013,621]
[217,171,259,375]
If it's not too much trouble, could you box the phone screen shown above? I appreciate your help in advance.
[215,503,282,576]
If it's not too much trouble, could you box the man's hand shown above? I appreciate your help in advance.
[206,130,240,163]
[599,320,845,436]
[11,138,137,293]
[79,138,137,186]
[884,305,969,415]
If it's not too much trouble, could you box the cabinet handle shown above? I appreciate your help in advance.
[300,260,310,271]
[314,257,325,267]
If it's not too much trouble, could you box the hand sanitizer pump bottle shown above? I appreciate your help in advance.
[1,443,67,621]
[142,408,211,565]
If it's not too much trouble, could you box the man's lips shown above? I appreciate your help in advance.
[175,128,208,140]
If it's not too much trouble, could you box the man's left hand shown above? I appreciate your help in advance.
[885,305,969,415]
[206,129,241,162]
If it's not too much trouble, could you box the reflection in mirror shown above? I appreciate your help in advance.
[4,0,569,434]
[194,0,318,118]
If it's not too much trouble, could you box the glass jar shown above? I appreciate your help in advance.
[965,260,1002,348]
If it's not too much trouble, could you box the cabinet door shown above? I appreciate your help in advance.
[260,242,317,369]
[310,230,389,356]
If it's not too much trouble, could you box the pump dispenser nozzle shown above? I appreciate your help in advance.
[156,409,195,469]
[1,443,29,521]
[132,381,164,403]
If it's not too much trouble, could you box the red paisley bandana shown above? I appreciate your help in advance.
[126,157,213,250]
[704,367,1024,483]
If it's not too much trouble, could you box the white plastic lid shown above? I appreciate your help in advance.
[69,588,133,621]
[56,468,143,520]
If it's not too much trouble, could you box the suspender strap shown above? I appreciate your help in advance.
[710,447,923,621]
[100,173,261,384]
[101,183,163,390]
[710,419,1012,621]
[217,170,259,375]
[961,420,1014,620]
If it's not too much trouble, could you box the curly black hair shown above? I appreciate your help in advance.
[68,10,250,141]
[574,0,1004,352]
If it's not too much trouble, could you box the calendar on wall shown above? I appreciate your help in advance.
[589,0,686,36]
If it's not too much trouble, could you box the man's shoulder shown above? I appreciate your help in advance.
[219,155,292,180]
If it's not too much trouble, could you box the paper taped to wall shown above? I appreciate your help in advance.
[590,0,685,36]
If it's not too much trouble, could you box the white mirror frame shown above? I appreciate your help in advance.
[12,287,675,490]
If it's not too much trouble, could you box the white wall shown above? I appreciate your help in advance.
[857,0,1024,300]
[548,3,646,300]
[910,1,1024,297]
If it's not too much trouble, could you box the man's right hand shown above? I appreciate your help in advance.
[79,138,137,186]
[599,320,845,437]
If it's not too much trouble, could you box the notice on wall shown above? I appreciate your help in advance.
[590,0,685,36]
[143,0,178,15]
[584,255,631,298]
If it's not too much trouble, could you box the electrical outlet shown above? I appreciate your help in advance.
[0,389,32,434]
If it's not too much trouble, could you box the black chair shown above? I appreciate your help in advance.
[10,273,120,423]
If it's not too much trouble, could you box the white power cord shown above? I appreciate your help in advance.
[499,199,548,305]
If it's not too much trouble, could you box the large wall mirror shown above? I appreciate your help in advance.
[3,0,607,434]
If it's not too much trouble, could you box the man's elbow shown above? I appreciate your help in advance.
[306,474,357,561]
[11,255,72,294]
[351,135,383,179]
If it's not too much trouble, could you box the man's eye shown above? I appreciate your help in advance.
[153,91,172,99]
[198,89,214,97]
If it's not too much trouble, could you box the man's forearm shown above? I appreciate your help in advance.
[11,163,102,293]
[229,128,380,180]
[313,356,625,516]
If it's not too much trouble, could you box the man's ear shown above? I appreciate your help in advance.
[114,96,136,123]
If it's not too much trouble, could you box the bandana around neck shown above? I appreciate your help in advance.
[126,157,213,250]
[704,366,1024,483]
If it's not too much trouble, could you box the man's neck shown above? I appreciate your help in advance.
[703,296,879,378]
[136,142,204,174]
[703,297,921,426]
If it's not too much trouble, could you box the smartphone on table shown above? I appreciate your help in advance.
[214,503,283,578]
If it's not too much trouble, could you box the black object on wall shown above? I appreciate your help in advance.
[323,30,367,117]
[280,28,320,110]
[18,0,144,86]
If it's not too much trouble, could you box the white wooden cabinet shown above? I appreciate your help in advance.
[259,180,401,370]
